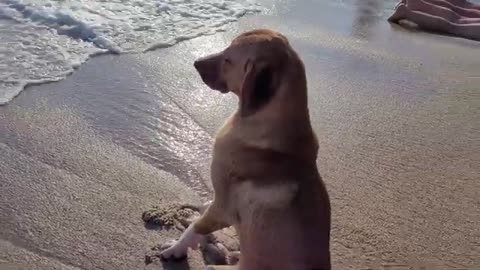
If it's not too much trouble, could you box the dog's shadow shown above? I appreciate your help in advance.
[159,259,191,270]
[143,222,171,231]
[146,242,229,270]
[145,246,192,270]
[146,248,225,270]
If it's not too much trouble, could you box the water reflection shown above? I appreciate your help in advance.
[351,0,384,39]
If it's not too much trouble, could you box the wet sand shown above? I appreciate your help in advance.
[1,0,479,269]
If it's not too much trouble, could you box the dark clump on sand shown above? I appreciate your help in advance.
[142,203,201,230]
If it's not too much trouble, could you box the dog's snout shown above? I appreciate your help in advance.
[194,53,220,72]
[194,52,228,93]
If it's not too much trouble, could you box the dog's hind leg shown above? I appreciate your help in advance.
[227,251,241,265]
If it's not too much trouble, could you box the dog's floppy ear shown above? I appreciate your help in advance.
[240,59,276,117]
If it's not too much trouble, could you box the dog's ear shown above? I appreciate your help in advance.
[240,59,276,117]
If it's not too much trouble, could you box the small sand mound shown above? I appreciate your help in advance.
[142,203,201,230]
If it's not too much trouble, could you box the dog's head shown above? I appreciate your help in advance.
[194,29,304,117]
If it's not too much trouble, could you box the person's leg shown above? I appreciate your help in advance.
[452,22,480,39]
[407,0,463,22]
[441,0,480,10]
[458,17,480,23]
[425,0,480,17]
[390,3,456,31]
[390,4,480,40]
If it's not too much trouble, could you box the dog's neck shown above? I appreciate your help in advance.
[232,94,318,164]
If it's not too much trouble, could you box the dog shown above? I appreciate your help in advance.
[160,29,331,270]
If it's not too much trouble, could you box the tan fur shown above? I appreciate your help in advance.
[163,29,331,270]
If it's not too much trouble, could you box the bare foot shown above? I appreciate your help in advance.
[389,3,410,23]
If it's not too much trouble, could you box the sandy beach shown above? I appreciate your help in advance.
[1,0,479,269]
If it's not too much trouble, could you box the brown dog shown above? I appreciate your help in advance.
[160,29,331,270]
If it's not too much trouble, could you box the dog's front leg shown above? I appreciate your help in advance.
[160,201,230,259]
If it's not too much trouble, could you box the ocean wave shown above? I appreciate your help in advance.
[0,0,260,104]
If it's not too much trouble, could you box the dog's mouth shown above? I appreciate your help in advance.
[215,83,229,93]
[198,71,228,93]
[217,87,229,93]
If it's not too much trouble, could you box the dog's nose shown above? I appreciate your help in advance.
[193,59,202,70]
[193,57,210,71]
[194,59,208,73]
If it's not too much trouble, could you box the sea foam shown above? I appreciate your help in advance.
[0,0,260,104]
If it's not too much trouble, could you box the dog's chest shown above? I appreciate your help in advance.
[211,119,242,186]
[211,136,240,183]
[212,115,241,165]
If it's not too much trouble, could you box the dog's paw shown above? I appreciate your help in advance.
[160,223,205,260]
[160,239,190,260]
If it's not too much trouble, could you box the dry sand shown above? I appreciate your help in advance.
[1,0,479,269]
